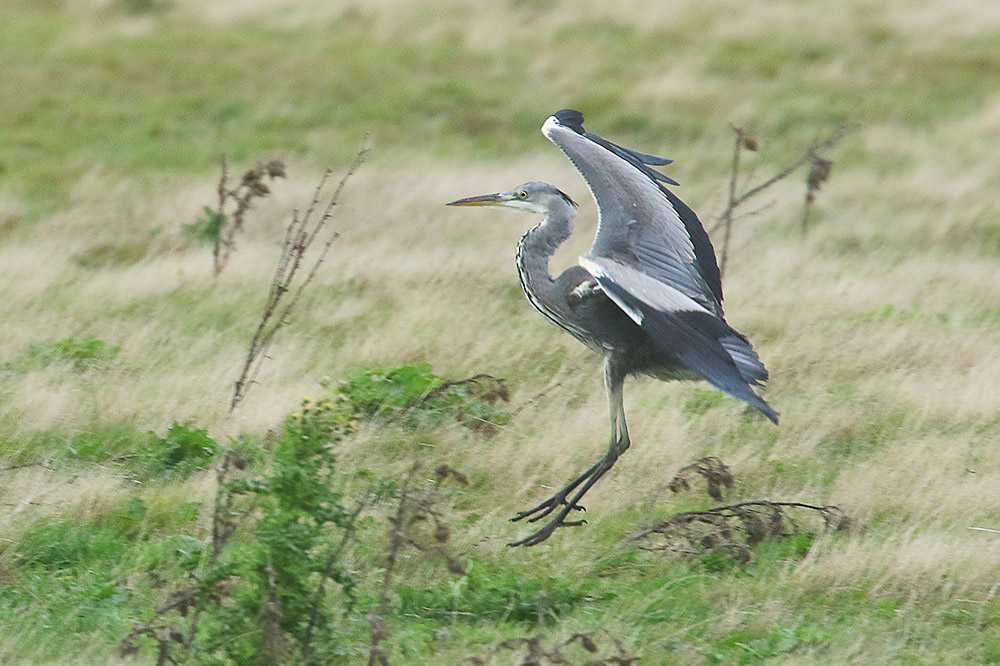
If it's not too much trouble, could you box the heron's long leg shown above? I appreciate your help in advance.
[509,442,620,547]
[606,356,630,457]
[510,359,627,524]
[509,359,631,547]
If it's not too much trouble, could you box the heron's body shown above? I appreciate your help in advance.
[448,109,777,546]
[515,199,701,383]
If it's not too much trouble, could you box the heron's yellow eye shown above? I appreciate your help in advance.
[518,190,528,199]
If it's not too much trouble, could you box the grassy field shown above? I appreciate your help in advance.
[3,0,1000,663]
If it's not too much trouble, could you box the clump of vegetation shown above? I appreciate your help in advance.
[667,455,735,501]
[145,421,219,477]
[460,632,638,666]
[396,563,589,625]
[26,336,121,371]
[626,501,856,565]
[334,363,510,431]
[121,397,363,665]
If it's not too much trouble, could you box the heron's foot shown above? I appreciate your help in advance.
[510,460,603,524]
[510,492,586,524]
[508,454,619,547]
[508,503,588,547]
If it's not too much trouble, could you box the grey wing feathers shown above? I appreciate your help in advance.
[551,109,678,183]
[580,257,778,424]
[543,112,722,315]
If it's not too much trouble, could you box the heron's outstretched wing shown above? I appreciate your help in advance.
[580,256,778,424]
[549,109,680,186]
[542,109,723,316]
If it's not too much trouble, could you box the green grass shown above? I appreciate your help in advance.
[24,336,121,372]
[5,2,996,215]
[1,5,533,212]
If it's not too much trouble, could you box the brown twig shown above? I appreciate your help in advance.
[802,155,833,234]
[211,157,229,276]
[625,500,856,563]
[230,144,370,412]
[367,463,416,666]
[367,461,468,666]
[301,492,372,663]
[413,374,509,406]
[511,380,565,417]
[212,158,287,276]
[713,123,853,277]
[119,451,251,663]
[716,125,750,281]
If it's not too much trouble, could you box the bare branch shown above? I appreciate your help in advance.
[230,144,370,412]
[211,156,229,276]
[713,123,854,277]
[302,492,373,662]
[625,500,858,562]
[716,124,748,280]
[367,460,469,666]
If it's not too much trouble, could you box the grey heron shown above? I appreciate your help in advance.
[447,109,777,547]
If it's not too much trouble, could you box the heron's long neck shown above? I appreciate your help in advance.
[516,209,574,315]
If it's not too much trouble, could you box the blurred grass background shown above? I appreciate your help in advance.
[3,0,1000,664]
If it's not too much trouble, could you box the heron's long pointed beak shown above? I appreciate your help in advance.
[445,192,509,207]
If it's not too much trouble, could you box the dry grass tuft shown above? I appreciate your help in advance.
[796,527,1000,601]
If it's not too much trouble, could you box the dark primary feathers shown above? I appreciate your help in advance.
[552,109,679,184]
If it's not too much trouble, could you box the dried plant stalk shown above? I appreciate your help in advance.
[626,500,857,563]
[367,461,468,666]
[230,145,369,412]
[667,455,735,501]
[212,158,287,276]
[713,123,853,276]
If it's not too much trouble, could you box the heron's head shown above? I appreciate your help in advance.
[446,181,577,215]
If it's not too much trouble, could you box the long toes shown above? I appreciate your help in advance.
[508,515,588,547]
[509,525,557,547]
[510,493,571,523]
[507,527,542,547]
[527,503,585,523]
[511,502,557,523]
[508,459,610,543]
[512,490,589,521]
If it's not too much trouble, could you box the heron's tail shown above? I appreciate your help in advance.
[720,332,769,387]
[631,303,779,425]
[581,255,779,425]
